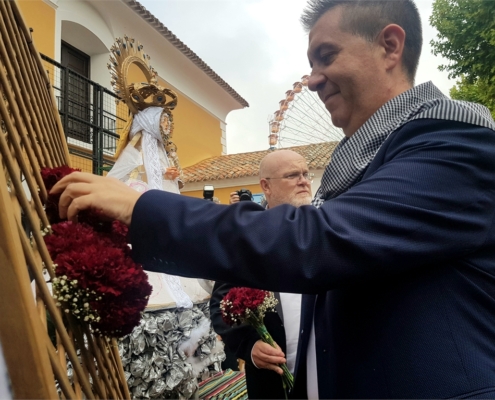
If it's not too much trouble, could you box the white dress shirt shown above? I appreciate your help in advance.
[279,292,301,374]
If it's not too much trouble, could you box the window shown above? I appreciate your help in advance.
[61,41,91,143]
[252,193,265,205]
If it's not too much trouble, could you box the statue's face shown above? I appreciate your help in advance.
[160,113,171,136]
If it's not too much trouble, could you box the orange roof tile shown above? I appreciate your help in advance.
[182,142,339,183]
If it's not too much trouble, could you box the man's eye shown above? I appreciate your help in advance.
[320,52,335,64]
[286,174,299,180]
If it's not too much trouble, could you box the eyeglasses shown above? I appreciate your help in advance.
[265,172,314,183]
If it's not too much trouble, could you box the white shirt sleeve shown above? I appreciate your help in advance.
[251,342,261,369]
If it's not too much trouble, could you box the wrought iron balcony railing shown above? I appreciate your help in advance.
[40,54,129,174]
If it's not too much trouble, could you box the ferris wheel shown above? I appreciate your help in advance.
[268,75,344,148]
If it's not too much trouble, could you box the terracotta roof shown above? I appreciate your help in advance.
[182,142,339,183]
[123,0,249,108]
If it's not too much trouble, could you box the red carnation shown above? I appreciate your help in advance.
[42,166,151,338]
[41,166,80,191]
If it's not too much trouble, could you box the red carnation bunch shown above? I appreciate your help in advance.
[42,166,151,338]
[220,287,272,325]
[220,287,294,396]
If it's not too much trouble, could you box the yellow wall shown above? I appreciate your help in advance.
[69,154,92,172]
[183,183,262,205]
[158,77,222,168]
[17,1,55,58]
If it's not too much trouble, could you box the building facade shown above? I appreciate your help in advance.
[18,0,247,175]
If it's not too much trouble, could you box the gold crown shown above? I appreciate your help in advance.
[108,36,178,115]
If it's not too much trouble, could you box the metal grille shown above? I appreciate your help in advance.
[41,54,129,174]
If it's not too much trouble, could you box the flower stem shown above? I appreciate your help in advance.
[248,315,294,396]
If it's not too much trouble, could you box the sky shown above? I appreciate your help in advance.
[139,0,455,154]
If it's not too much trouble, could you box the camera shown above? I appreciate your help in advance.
[203,185,214,201]
[236,188,253,202]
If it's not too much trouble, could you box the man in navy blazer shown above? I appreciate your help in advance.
[53,0,495,397]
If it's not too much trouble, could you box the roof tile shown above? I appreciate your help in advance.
[182,142,338,183]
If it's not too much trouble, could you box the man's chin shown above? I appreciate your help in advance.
[291,196,312,208]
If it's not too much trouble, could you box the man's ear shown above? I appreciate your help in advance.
[377,24,405,72]
[260,178,270,194]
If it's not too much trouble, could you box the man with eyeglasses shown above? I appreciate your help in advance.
[229,151,314,208]
[210,149,311,399]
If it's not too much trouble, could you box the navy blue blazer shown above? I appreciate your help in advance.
[130,119,495,398]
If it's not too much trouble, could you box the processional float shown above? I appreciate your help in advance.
[105,36,223,399]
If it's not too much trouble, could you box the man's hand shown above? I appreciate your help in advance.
[251,340,286,375]
[229,191,240,204]
[50,172,142,225]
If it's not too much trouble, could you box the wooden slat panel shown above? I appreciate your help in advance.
[0,1,130,398]
[0,159,58,399]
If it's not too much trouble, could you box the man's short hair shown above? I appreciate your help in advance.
[301,0,422,84]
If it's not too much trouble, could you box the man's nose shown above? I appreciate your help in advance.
[297,176,311,186]
[307,72,325,92]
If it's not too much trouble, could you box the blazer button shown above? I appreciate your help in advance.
[301,330,304,334]
[323,349,327,353]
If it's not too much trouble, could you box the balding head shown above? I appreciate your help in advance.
[260,150,303,179]
[259,150,313,208]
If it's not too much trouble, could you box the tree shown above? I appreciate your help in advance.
[450,77,495,119]
[430,0,495,83]
[430,0,495,112]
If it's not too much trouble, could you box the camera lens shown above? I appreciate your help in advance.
[237,189,252,201]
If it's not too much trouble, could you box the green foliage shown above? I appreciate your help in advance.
[450,76,495,119]
[430,0,495,83]
[430,0,495,115]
